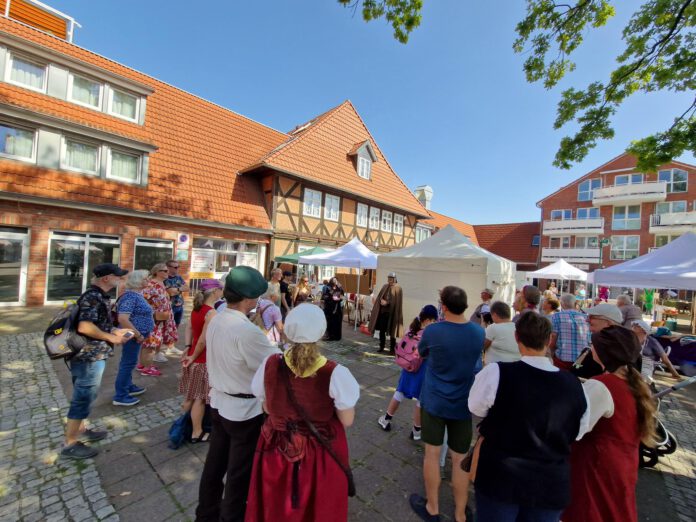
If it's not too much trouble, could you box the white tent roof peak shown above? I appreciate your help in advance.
[298,236,378,269]
[527,259,588,281]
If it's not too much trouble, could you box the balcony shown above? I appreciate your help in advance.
[649,212,696,234]
[592,182,667,206]
[541,247,601,264]
[542,217,604,236]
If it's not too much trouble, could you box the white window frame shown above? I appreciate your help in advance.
[381,210,393,233]
[369,207,380,229]
[60,136,101,176]
[656,201,687,215]
[356,203,368,228]
[576,207,600,219]
[0,121,37,163]
[575,236,598,248]
[358,156,372,179]
[612,205,641,230]
[415,225,431,243]
[659,168,688,193]
[550,209,572,221]
[67,72,104,110]
[578,179,601,201]
[107,87,141,123]
[303,188,322,218]
[614,173,644,185]
[655,234,681,248]
[393,214,404,235]
[5,52,47,93]
[610,235,640,261]
[550,236,571,248]
[106,148,142,184]
[324,194,340,222]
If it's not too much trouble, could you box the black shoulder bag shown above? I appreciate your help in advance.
[278,356,356,497]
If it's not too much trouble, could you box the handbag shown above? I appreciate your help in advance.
[278,356,356,497]
[154,310,171,322]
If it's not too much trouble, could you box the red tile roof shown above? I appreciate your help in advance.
[0,17,289,231]
[423,210,479,245]
[473,222,540,265]
[242,101,429,218]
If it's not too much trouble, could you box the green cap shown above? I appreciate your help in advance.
[224,266,268,299]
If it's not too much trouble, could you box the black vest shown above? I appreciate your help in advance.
[475,361,586,510]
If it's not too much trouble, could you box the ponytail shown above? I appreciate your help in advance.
[624,365,658,446]
[192,290,205,312]
[408,316,422,336]
[287,342,321,377]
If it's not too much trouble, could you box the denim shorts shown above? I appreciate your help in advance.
[67,359,106,420]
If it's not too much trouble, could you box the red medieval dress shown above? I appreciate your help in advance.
[562,373,640,522]
[245,355,350,522]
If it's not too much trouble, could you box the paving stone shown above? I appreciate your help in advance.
[96,505,116,519]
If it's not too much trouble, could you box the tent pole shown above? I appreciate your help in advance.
[355,267,361,331]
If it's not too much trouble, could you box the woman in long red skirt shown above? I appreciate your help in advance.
[563,326,657,522]
[246,304,360,522]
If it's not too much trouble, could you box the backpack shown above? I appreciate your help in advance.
[395,330,423,372]
[43,303,88,360]
[249,303,273,333]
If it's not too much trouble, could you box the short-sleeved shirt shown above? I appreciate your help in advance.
[550,309,592,362]
[267,281,281,307]
[74,285,114,362]
[164,274,187,308]
[484,322,520,364]
[280,280,292,308]
[258,298,282,330]
[418,321,484,420]
[117,290,155,337]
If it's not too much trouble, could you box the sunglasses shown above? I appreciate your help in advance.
[158,269,168,273]
[167,265,179,269]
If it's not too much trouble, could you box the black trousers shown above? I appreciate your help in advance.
[376,312,396,351]
[195,409,264,522]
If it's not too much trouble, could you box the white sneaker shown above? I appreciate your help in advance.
[153,352,168,363]
[377,415,391,431]
[164,346,184,356]
[410,427,422,441]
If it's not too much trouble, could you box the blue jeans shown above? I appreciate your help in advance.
[173,305,184,327]
[67,359,106,420]
[114,339,142,401]
[475,490,562,522]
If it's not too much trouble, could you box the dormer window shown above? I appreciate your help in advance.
[358,157,371,179]
[348,140,378,180]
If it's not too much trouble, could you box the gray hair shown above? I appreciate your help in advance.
[616,294,631,306]
[560,293,576,309]
[125,269,150,289]
[261,283,279,300]
[150,262,168,276]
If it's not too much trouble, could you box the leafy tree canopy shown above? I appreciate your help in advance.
[338,0,696,172]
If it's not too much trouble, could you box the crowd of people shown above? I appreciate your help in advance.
[59,260,681,521]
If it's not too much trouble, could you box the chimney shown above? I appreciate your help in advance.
[413,185,433,210]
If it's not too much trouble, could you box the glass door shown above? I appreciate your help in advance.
[0,227,29,305]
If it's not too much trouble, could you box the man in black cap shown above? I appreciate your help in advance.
[279,270,293,320]
[61,263,134,460]
[196,266,281,522]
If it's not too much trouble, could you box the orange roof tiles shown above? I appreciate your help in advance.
[242,101,429,218]
[423,210,479,245]
[473,222,540,265]
[0,17,289,231]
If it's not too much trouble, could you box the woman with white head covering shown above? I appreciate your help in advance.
[246,304,360,521]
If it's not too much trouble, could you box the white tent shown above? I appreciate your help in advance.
[588,232,696,290]
[526,259,587,281]
[377,225,516,324]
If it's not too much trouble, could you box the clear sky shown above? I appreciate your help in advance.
[48,0,695,224]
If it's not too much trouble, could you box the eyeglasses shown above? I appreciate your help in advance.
[158,269,168,273]
[167,265,179,269]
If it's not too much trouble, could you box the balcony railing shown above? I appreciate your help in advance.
[541,247,601,264]
[542,217,604,236]
[592,181,667,206]
[649,212,696,234]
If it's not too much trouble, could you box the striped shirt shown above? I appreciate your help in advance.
[551,309,591,363]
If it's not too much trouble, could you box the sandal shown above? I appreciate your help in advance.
[190,432,210,444]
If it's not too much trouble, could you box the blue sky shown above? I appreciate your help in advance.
[49,0,694,224]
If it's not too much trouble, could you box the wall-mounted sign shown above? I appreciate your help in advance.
[177,233,190,251]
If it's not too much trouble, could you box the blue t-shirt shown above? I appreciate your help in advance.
[117,290,155,337]
[418,321,485,419]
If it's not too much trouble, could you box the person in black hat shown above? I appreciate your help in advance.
[196,266,282,522]
[279,270,293,320]
[61,263,134,460]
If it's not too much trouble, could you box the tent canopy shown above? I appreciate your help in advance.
[526,259,587,281]
[588,232,696,290]
[298,237,378,269]
[274,246,329,264]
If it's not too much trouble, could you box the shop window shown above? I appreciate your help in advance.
[134,238,173,271]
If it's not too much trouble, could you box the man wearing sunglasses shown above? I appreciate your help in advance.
[163,259,189,356]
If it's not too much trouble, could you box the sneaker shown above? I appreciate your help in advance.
[112,396,140,407]
[409,493,440,522]
[140,366,162,376]
[377,415,392,431]
[410,427,422,441]
[80,428,108,442]
[164,346,184,356]
[153,352,168,363]
[136,363,146,372]
[61,441,98,460]
[128,385,147,396]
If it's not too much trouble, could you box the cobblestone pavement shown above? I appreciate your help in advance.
[1,327,695,521]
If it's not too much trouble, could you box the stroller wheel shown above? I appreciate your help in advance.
[656,431,678,456]
[639,445,659,468]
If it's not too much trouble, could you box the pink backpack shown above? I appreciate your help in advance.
[395,330,423,372]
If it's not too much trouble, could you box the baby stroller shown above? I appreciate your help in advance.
[639,375,696,468]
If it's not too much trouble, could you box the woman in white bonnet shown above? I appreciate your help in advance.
[246,304,360,521]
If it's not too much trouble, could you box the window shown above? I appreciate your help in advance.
[68,74,103,109]
[393,214,404,235]
[655,234,680,248]
[191,239,260,274]
[659,168,688,193]
[381,211,393,232]
[324,194,340,222]
[531,234,540,246]
[550,209,572,221]
[134,238,173,271]
[0,123,35,161]
[415,226,431,243]
[303,188,322,218]
[356,203,368,227]
[612,205,641,230]
[610,236,639,260]
[108,88,139,122]
[656,201,687,215]
[550,236,571,248]
[358,156,371,179]
[578,179,601,201]
[575,236,598,248]
[615,173,644,185]
[107,149,141,183]
[7,54,46,92]
[61,138,100,175]
[369,207,380,229]
[576,207,600,219]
